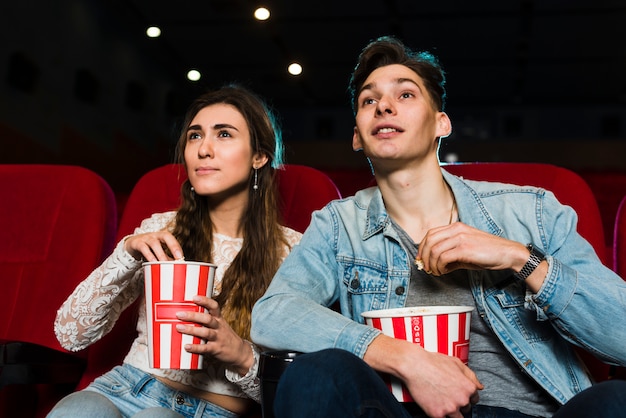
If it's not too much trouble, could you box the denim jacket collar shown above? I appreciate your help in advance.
[362,169,506,240]
[443,169,505,237]
[363,188,388,240]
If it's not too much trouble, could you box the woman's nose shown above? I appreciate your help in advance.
[198,139,213,158]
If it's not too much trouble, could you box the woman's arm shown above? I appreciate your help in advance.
[54,212,176,351]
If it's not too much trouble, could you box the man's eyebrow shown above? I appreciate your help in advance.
[359,77,421,96]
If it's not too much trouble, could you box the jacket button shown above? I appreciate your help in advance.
[395,286,405,295]
[176,394,185,405]
[350,278,360,289]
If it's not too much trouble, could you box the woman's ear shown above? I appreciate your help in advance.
[252,153,269,169]
[436,112,452,139]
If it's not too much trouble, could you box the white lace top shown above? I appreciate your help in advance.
[54,211,302,402]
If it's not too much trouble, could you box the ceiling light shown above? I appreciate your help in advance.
[288,63,302,76]
[146,26,161,38]
[254,7,270,21]
[187,70,201,82]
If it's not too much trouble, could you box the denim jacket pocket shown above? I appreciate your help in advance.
[341,260,389,321]
[492,286,553,343]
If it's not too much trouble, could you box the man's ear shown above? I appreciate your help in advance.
[352,126,364,151]
[436,112,452,139]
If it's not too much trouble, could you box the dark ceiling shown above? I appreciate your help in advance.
[109,0,626,113]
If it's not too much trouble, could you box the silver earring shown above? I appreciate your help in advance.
[253,168,259,190]
[190,186,195,194]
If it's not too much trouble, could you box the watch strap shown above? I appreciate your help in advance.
[514,244,545,281]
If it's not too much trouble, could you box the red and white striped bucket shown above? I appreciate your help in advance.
[143,261,216,370]
[362,306,473,402]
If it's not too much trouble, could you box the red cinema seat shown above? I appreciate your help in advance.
[0,164,117,417]
[74,163,341,391]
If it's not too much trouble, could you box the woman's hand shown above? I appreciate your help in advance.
[124,231,184,262]
[176,296,254,376]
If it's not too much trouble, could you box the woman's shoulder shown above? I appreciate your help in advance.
[136,211,177,233]
[280,225,303,245]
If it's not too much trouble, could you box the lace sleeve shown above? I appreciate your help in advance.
[280,226,303,259]
[53,212,176,352]
[224,341,262,402]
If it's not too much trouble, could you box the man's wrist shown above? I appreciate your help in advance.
[514,244,545,281]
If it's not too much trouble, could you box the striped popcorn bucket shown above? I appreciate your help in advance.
[143,261,216,370]
[362,306,473,403]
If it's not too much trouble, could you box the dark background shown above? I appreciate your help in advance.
[1,0,626,196]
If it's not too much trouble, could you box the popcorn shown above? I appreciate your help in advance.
[414,257,425,270]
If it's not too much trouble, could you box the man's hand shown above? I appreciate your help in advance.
[364,334,483,418]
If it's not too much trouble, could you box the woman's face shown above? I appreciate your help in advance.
[184,103,266,202]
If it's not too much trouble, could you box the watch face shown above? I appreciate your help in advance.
[529,244,546,260]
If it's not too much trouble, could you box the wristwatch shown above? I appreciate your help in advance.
[514,244,545,281]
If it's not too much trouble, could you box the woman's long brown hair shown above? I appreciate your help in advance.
[171,84,287,339]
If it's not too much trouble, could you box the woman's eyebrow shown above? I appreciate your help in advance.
[212,123,239,131]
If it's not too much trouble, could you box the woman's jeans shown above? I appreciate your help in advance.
[46,363,238,418]
[272,348,626,418]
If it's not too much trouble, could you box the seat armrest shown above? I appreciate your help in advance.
[0,340,86,388]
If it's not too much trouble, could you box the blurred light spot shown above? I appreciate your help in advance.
[444,153,459,163]
[187,69,201,81]
[288,62,302,76]
[254,8,270,20]
[146,26,161,38]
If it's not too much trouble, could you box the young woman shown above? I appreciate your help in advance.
[48,85,302,418]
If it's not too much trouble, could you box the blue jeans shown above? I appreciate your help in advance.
[272,348,626,418]
[46,363,238,418]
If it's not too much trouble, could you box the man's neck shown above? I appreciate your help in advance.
[376,164,454,243]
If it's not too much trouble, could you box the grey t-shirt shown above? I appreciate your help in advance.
[391,219,558,417]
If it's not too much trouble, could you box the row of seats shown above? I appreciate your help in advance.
[1,162,625,417]
[0,163,342,417]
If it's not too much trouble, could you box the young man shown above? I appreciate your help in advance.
[251,36,626,418]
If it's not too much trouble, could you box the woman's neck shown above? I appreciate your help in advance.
[206,194,248,238]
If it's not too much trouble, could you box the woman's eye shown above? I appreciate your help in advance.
[188,132,201,141]
[400,92,413,99]
[362,98,375,106]
[217,130,232,138]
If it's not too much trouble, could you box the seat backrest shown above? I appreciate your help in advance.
[614,195,626,278]
[443,162,608,265]
[0,164,117,350]
[117,163,342,238]
[76,163,341,389]
[443,162,610,381]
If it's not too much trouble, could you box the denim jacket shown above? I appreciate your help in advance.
[252,169,626,404]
